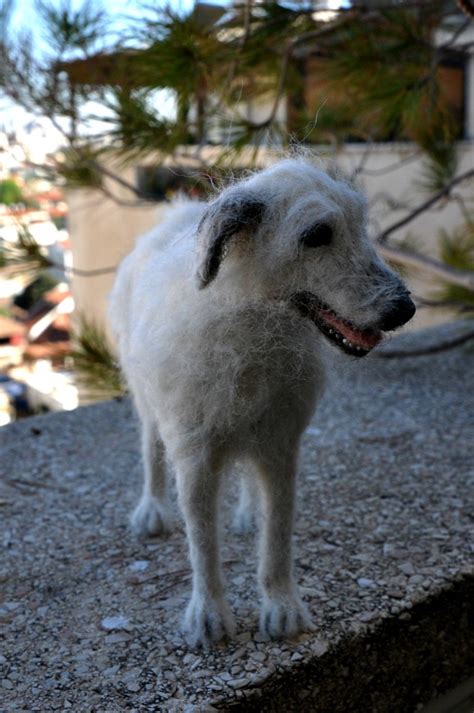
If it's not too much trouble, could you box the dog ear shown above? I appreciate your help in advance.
[196,192,266,288]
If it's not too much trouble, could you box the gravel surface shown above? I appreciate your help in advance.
[1,322,473,712]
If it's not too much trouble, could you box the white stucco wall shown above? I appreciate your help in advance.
[67,164,163,331]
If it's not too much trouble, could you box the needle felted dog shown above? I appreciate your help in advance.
[109,158,415,647]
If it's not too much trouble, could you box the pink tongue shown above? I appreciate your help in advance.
[320,310,381,349]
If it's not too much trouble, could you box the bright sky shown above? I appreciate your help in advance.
[1,0,228,131]
[10,0,225,28]
[1,1,346,135]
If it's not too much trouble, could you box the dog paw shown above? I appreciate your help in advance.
[130,496,172,537]
[183,593,235,648]
[260,591,315,639]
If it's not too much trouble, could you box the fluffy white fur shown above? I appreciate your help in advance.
[109,158,414,647]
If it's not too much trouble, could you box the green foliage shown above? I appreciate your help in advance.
[315,5,456,147]
[435,223,474,310]
[0,226,51,276]
[107,89,182,156]
[71,316,124,400]
[35,0,108,56]
[1,0,467,179]
[57,146,105,190]
[0,179,26,205]
[420,141,459,193]
[52,215,67,230]
[13,272,59,310]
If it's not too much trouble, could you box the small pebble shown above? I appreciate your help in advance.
[101,615,130,631]
[357,578,376,589]
[399,562,415,576]
[312,641,329,657]
[128,560,150,572]
[229,677,250,690]
[358,611,379,622]
[104,632,132,644]
[3,602,20,611]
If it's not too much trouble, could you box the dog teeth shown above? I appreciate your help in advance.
[323,326,369,355]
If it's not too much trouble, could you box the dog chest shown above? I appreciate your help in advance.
[149,304,324,439]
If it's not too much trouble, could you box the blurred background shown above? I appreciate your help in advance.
[0,0,473,424]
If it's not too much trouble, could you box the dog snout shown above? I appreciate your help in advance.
[379,293,416,332]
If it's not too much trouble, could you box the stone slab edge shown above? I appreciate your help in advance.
[214,576,474,712]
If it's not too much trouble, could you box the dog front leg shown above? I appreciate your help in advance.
[256,450,314,639]
[176,459,235,647]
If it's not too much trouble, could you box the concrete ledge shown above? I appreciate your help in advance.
[1,322,473,712]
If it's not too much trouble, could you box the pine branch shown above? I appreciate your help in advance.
[71,315,123,399]
[243,19,351,132]
[375,326,474,358]
[439,18,471,49]
[377,243,474,291]
[377,169,474,243]
[359,152,422,177]
[415,296,474,311]
[0,234,117,279]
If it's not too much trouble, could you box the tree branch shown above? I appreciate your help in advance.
[65,264,117,277]
[371,169,474,291]
[245,17,351,132]
[377,242,474,291]
[415,296,474,311]
[375,326,474,358]
[358,151,421,177]
[439,17,471,49]
[377,168,474,244]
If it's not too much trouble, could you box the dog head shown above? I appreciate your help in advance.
[196,159,415,356]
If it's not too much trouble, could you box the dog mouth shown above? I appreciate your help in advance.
[289,291,382,357]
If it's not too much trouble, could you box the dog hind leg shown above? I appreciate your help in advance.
[130,419,173,537]
[233,466,259,534]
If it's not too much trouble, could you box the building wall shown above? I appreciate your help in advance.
[331,142,474,256]
[67,165,162,333]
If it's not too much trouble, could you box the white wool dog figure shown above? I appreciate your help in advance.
[109,158,415,647]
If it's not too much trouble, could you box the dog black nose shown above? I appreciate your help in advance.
[379,293,416,332]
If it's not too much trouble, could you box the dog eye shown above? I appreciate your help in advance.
[301,223,333,248]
